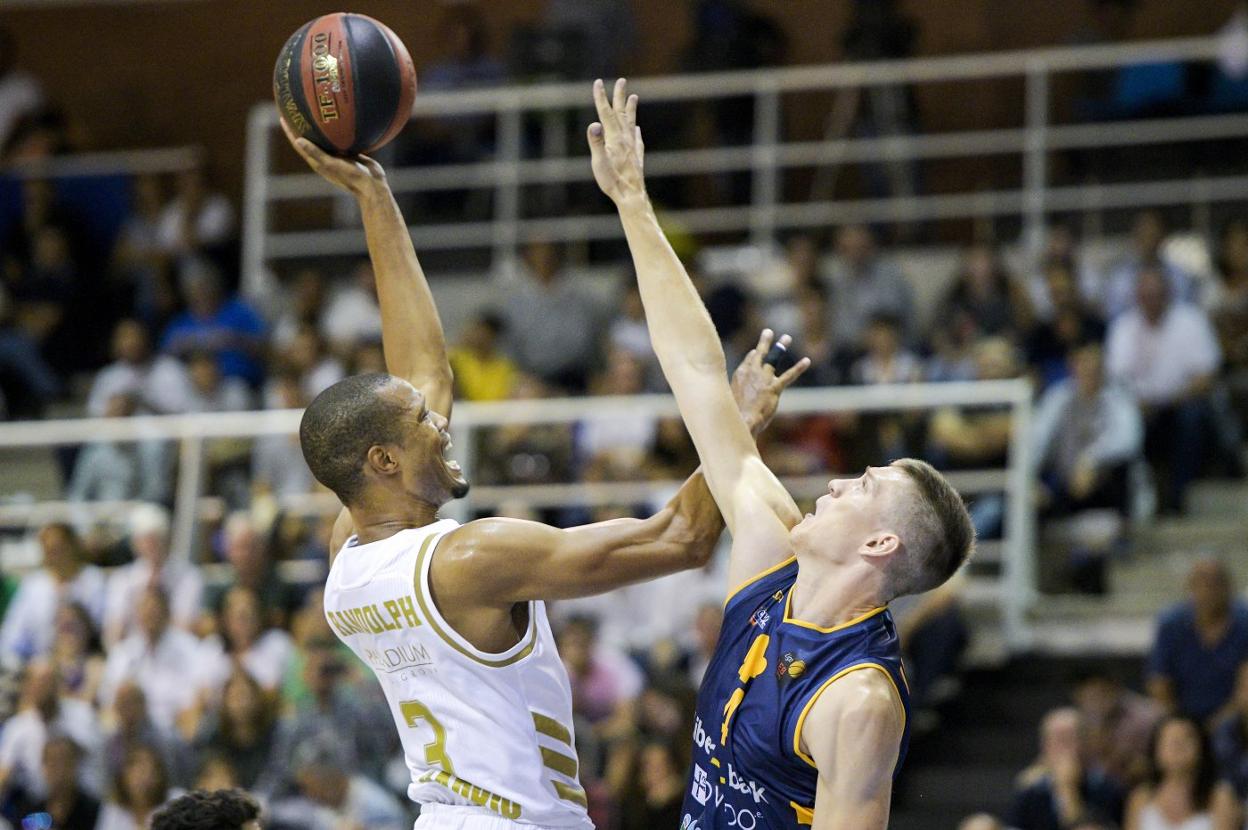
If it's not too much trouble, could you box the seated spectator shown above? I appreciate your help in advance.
[0,660,102,801]
[0,285,61,419]
[826,224,914,350]
[749,234,822,331]
[580,348,656,481]
[269,739,406,830]
[1105,267,1221,514]
[191,757,240,792]
[558,615,644,730]
[277,324,343,402]
[101,683,185,793]
[928,337,1018,471]
[271,268,328,350]
[0,736,100,830]
[66,392,144,502]
[1074,671,1164,788]
[199,586,294,695]
[266,633,394,796]
[49,602,105,705]
[612,739,686,830]
[95,745,173,830]
[183,350,251,414]
[151,789,261,830]
[786,283,848,387]
[1124,716,1240,830]
[155,165,234,266]
[934,243,1033,341]
[1210,218,1248,428]
[1147,558,1248,723]
[448,311,518,401]
[852,314,923,385]
[161,266,266,388]
[501,240,602,393]
[1100,210,1197,320]
[112,174,172,328]
[1034,342,1142,518]
[190,670,276,793]
[98,588,204,737]
[204,512,297,630]
[7,225,77,374]
[321,261,381,355]
[0,523,105,667]
[104,504,204,647]
[1212,664,1248,798]
[253,372,315,498]
[90,319,194,417]
[0,27,45,156]
[1025,260,1108,389]
[1008,707,1125,830]
[892,577,969,715]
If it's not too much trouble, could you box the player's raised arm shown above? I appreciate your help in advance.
[434,343,802,602]
[587,78,809,584]
[280,119,454,419]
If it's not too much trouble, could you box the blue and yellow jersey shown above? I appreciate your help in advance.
[680,558,911,830]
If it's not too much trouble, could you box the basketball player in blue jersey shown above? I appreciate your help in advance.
[276,118,807,830]
[587,79,977,829]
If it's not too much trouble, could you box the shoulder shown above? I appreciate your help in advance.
[1125,784,1154,816]
[806,668,904,746]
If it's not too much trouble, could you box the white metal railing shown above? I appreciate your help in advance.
[243,35,1242,295]
[0,381,1036,646]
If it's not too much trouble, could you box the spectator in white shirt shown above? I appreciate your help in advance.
[269,737,406,830]
[0,660,102,800]
[103,504,203,648]
[155,166,234,262]
[320,261,382,354]
[98,588,205,736]
[1034,342,1143,517]
[1099,209,1198,320]
[1106,266,1221,513]
[88,319,194,418]
[199,586,294,696]
[0,28,44,157]
[0,523,105,668]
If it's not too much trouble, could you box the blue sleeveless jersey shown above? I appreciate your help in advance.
[679,559,910,830]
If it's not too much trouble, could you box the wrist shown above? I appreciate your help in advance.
[355,178,392,208]
[614,192,654,219]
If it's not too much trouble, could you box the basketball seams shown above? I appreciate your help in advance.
[373,22,417,153]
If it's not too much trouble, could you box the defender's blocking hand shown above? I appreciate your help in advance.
[588,78,647,207]
[732,328,812,436]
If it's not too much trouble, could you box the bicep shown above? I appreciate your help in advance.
[437,513,700,604]
[805,675,903,830]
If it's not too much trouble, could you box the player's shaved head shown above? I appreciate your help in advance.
[885,459,976,598]
[300,373,409,504]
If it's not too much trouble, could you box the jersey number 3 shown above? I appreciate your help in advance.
[401,699,456,774]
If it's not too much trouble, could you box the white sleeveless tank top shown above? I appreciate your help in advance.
[1139,803,1214,830]
[323,518,593,828]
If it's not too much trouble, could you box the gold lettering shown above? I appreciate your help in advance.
[397,595,420,627]
[384,600,405,630]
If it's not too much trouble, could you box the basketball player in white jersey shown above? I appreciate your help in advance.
[278,119,807,830]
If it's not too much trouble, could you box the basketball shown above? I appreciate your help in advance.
[273,12,417,156]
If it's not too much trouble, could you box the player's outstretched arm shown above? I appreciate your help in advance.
[280,119,453,419]
[588,78,809,583]
[433,343,803,601]
[801,671,904,830]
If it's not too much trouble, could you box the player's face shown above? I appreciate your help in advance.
[390,380,470,504]
[792,465,909,559]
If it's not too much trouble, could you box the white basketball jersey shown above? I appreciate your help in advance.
[323,519,593,829]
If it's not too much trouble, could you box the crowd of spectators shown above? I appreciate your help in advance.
[961,557,1248,830]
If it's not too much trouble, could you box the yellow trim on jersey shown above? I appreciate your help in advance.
[783,591,887,633]
[791,801,814,825]
[792,662,906,768]
[552,781,588,808]
[413,535,538,668]
[723,556,797,607]
[531,712,573,745]
[540,746,579,778]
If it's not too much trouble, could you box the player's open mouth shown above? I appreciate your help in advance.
[441,437,462,473]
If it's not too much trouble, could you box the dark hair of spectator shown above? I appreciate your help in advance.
[219,669,276,747]
[299,372,407,504]
[1146,715,1219,811]
[1215,216,1248,278]
[151,788,260,830]
[60,600,104,657]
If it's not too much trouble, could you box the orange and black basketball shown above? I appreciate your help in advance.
[273,13,417,156]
